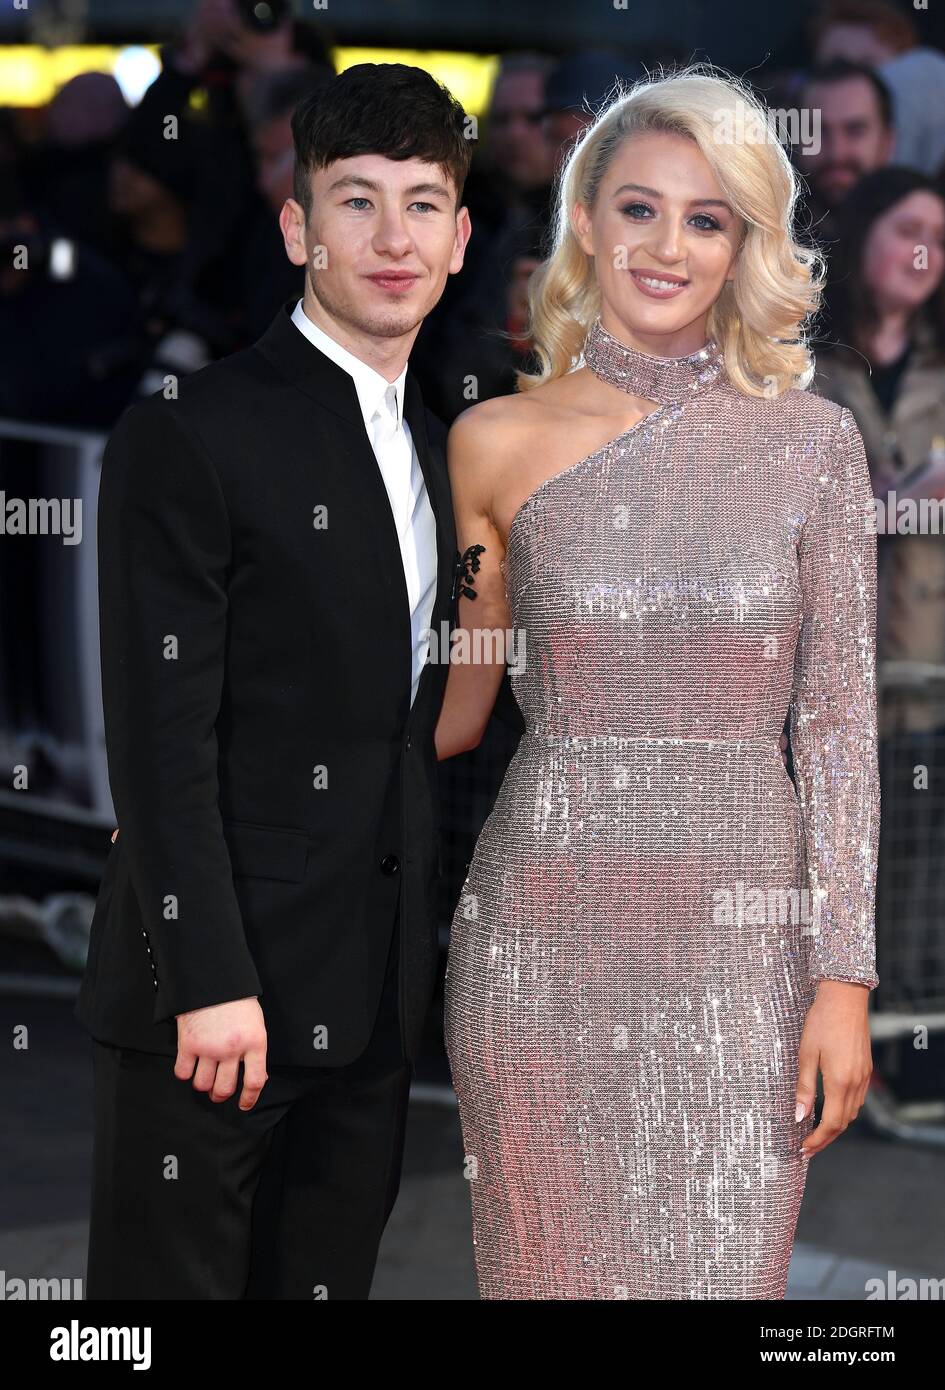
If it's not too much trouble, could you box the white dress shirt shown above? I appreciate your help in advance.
[291,299,438,708]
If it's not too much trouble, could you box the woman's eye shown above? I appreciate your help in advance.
[690,213,721,231]
[620,203,721,231]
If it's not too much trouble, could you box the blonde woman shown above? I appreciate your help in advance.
[436,66,879,1299]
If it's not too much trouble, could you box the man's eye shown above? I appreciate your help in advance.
[411,202,436,213]
[346,198,371,210]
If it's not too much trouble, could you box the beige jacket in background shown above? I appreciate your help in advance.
[814,335,945,732]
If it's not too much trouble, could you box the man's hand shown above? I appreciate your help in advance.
[174,997,268,1110]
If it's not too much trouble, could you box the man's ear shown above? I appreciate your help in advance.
[280,197,309,267]
[451,205,473,274]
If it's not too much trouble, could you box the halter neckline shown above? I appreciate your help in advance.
[583,315,725,404]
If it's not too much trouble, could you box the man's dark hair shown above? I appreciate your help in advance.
[291,63,474,221]
[801,58,895,129]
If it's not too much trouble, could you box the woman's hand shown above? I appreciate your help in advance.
[796,979,873,1157]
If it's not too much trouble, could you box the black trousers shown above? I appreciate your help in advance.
[84,910,410,1300]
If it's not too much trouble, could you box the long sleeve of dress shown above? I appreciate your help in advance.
[790,406,880,990]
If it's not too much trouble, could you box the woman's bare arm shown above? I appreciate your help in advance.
[435,406,514,760]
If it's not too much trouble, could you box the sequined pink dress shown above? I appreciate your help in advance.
[444,317,879,1300]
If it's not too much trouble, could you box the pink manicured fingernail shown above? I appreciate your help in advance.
[795,1102,806,1121]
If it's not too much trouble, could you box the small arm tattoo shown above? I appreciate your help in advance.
[452,543,487,602]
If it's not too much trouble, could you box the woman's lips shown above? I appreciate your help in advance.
[629,270,689,299]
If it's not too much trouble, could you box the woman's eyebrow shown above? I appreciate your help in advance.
[611,182,732,212]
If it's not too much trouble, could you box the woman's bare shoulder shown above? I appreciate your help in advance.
[447,379,574,465]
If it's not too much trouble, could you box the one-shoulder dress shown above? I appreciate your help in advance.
[444,317,879,1300]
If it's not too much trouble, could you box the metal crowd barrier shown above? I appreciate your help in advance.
[865,662,945,1145]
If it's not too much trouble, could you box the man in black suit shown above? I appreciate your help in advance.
[75,62,473,1299]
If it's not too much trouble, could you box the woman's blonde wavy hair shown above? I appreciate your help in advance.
[516,64,824,398]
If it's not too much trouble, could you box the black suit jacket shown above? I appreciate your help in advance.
[75,298,457,1067]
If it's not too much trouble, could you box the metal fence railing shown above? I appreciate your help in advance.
[875,662,945,1016]
[864,663,945,1145]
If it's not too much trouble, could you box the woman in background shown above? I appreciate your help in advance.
[816,167,945,998]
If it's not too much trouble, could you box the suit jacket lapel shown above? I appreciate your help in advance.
[253,299,455,706]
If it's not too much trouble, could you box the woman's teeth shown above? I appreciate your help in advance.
[637,275,685,289]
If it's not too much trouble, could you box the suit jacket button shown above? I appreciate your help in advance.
[380,854,400,875]
[405,734,411,750]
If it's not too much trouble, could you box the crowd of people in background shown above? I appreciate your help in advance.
[0,0,942,1000]
[2,0,945,713]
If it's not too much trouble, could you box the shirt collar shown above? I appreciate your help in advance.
[290,298,407,432]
